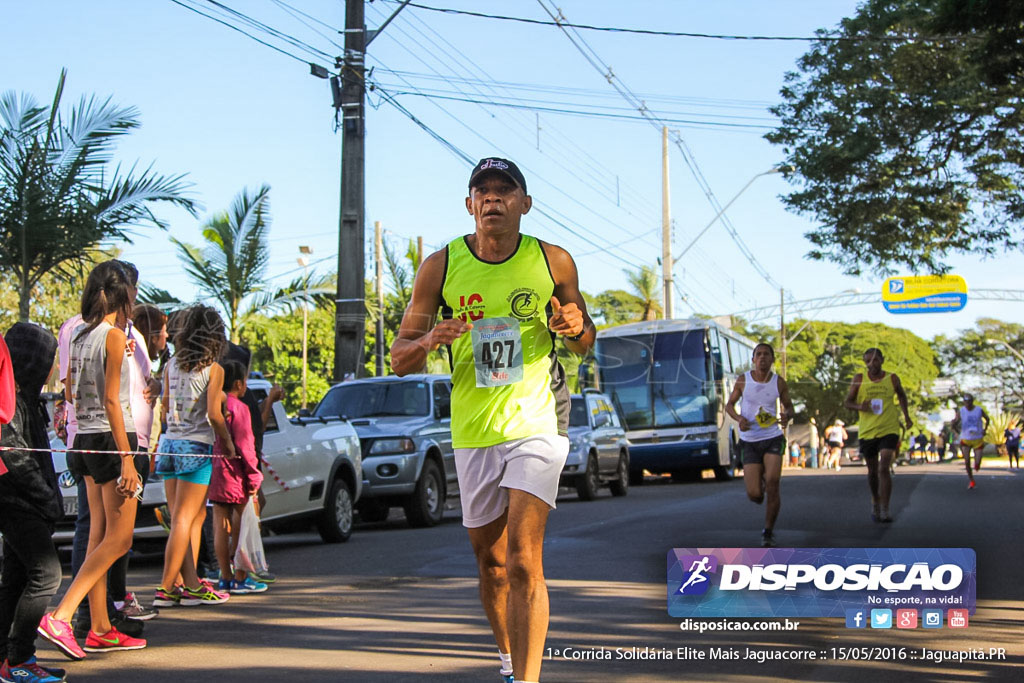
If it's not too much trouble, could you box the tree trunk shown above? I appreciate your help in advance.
[17,280,31,322]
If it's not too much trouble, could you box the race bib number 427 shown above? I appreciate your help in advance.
[471,317,524,388]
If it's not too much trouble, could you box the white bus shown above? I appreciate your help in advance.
[592,318,757,483]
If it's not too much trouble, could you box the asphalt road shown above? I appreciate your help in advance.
[39,459,1023,682]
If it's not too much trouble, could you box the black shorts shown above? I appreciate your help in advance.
[1008,444,1020,456]
[68,432,140,485]
[740,436,785,466]
[859,433,899,461]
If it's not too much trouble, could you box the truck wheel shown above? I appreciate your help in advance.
[404,460,444,527]
[316,477,354,543]
[357,499,390,523]
[609,451,629,497]
[575,452,600,501]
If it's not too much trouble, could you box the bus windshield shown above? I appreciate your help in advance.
[597,330,712,430]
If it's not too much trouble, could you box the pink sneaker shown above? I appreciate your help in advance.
[84,626,147,652]
[37,612,86,660]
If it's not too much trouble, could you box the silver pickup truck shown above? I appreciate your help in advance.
[52,380,362,545]
[314,375,456,527]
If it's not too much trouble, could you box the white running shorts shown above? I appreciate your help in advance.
[455,433,570,528]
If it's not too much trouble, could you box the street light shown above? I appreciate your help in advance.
[986,338,1024,363]
[673,164,794,265]
[297,245,312,409]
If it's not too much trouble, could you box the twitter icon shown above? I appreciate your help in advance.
[870,609,892,629]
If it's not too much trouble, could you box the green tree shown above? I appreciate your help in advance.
[625,265,662,321]
[767,0,1024,275]
[246,305,335,413]
[934,318,1024,410]
[772,320,939,429]
[586,289,645,327]
[0,70,196,320]
[171,185,330,342]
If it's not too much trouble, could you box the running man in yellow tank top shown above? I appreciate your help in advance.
[391,158,594,683]
[843,348,912,523]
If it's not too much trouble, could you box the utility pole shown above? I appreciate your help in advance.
[334,0,367,382]
[779,287,787,380]
[375,221,385,377]
[661,126,673,319]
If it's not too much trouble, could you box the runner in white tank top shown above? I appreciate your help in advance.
[725,342,794,548]
[951,393,990,489]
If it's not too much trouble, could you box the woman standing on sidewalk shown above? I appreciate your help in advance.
[38,261,146,660]
[153,305,233,608]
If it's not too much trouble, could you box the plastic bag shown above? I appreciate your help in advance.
[233,498,269,575]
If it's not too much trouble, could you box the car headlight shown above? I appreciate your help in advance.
[368,438,416,455]
[569,435,587,452]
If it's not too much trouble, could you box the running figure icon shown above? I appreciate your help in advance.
[678,557,713,594]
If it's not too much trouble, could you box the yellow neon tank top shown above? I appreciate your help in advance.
[856,372,901,440]
[441,234,569,448]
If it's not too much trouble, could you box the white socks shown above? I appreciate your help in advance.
[499,651,513,676]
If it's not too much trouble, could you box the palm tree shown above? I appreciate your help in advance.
[171,185,330,342]
[0,69,196,321]
[625,265,663,321]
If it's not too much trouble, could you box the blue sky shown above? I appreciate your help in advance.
[3,0,1020,342]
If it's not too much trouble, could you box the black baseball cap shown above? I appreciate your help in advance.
[468,157,528,194]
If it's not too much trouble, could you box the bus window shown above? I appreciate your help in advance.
[596,334,654,430]
[651,330,712,428]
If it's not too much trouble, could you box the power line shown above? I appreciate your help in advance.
[376,88,777,131]
[168,0,315,66]
[536,0,783,293]
[200,0,334,59]
[391,1,977,44]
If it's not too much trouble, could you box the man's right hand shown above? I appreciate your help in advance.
[426,319,473,350]
[738,417,752,431]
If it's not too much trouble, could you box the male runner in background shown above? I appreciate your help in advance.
[391,158,594,683]
[951,393,990,489]
[844,348,912,522]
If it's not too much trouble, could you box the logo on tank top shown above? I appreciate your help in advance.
[507,287,540,321]
[457,293,485,322]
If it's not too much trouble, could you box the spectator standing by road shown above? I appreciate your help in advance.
[153,305,232,609]
[951,394,990,489]
[844,348,912,523]
[807,417,819,469]
[0,323,66,682]
[391,157,593,683]
[209,360,267,595]
[39,260,146,660]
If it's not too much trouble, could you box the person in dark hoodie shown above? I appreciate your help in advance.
[0,323,67,683]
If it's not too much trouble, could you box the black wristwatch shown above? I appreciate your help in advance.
[566,327,587,342]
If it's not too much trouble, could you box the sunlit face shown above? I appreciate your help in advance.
[752,345,774,371]
[465,173,531,232]
[153,324,168,355]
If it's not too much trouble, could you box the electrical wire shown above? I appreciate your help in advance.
[391,1,978,44]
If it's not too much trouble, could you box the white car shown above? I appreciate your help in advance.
[52,379,363,545]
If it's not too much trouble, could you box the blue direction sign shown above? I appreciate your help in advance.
[882,275,967,314]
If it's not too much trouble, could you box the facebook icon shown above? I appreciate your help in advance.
[845,609,867,628]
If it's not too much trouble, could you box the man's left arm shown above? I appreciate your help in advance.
[777,376,795,427]
[541,241,595,355]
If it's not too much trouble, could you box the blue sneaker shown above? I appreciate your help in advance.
[1,657,66,682]
[500,674,514,683]
[216,578,233,592]
[229,577,268,594]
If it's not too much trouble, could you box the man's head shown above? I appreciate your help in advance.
[863,347,884,373]
[752,342,775,371]
[466,157,532,232]
[835,419,845,427]
[963,392,974,407]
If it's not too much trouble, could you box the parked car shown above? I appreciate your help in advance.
[314,375,456,527]
[52,379,363,545]
[560,390,630,500]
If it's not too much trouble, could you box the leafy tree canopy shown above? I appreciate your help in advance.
[768,0,1024,275]
[934,317,1024,410]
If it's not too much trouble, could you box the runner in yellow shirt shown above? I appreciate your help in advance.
[391,158,594,683]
